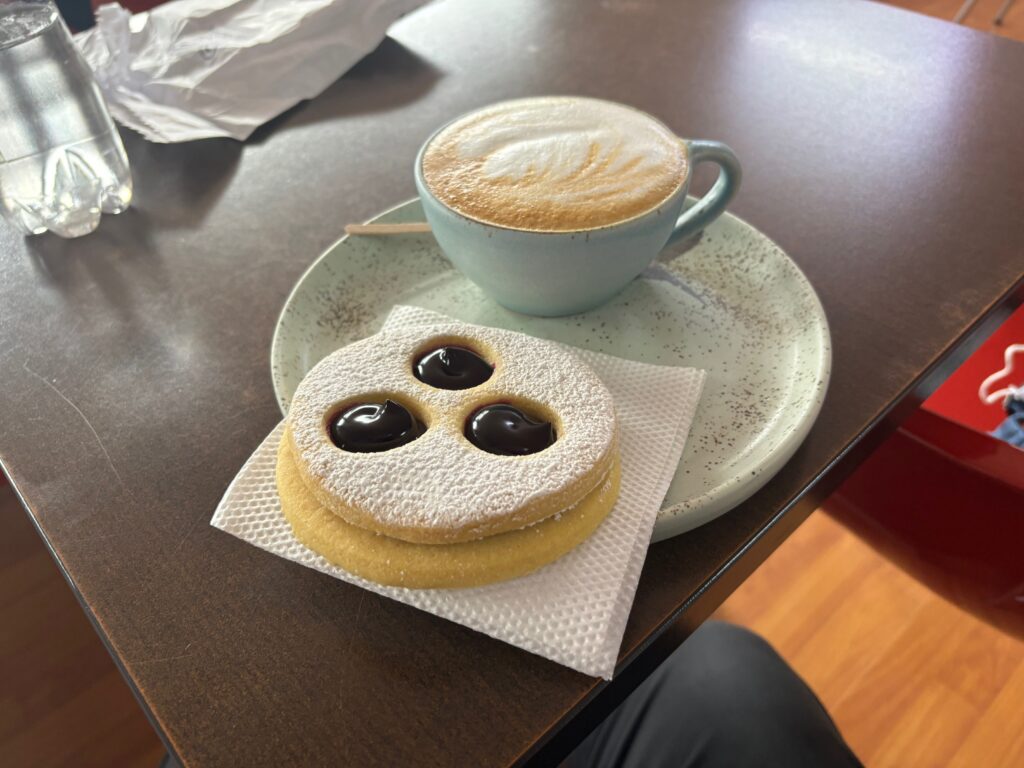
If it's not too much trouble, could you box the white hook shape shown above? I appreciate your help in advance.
[978,344,1024,404]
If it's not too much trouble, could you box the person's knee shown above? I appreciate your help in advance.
[595,623,786,760]
[678,620,775,668]
[571,622,860,768]
[660,621,784,713]
[647,622,858,767]
[666,622,819,715]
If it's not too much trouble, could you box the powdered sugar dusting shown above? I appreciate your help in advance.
[287,323,617,535]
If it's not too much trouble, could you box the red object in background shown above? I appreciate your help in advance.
[824,305,1024,640]
[922,303,1024,432]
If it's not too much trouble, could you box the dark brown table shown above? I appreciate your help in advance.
[2,0,1022,765]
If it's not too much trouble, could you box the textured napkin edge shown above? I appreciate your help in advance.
[600,368,705,672]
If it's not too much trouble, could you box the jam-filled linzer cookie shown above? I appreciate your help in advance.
[276,322,620,588]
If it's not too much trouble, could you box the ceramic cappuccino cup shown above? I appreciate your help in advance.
[415,96,741,316]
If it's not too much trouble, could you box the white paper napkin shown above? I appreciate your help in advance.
[212,307,704,678]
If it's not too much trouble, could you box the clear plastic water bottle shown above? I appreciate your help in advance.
[0,0,132,238]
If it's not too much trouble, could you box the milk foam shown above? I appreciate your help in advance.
[421,97,688,232]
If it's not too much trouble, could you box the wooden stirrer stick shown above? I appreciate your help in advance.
[344,222,432,235]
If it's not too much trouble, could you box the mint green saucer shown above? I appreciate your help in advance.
[271,199,831,541]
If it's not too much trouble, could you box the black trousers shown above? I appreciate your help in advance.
[567,622,863,768]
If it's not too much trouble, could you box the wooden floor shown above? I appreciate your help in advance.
[715,510,1024,767]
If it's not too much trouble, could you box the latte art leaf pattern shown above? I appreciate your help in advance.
[422,97,688,232]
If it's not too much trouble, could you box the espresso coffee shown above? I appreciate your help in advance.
[421,97,688,232]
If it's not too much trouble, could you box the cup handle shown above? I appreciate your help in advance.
[666,140,742,246]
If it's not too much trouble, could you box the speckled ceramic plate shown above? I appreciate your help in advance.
[271,199,831,541]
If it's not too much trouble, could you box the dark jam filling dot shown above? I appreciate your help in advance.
[329,400,425,452]
[414,345,493,390]
[465,404,556,456]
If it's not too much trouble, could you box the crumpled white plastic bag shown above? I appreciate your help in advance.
[75,0,429,143]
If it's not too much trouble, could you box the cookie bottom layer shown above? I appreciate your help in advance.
[276,437,621,589]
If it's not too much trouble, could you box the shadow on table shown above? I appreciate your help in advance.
[246,37,444,143]
[25,207,167,318]
[124,136,244,230]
